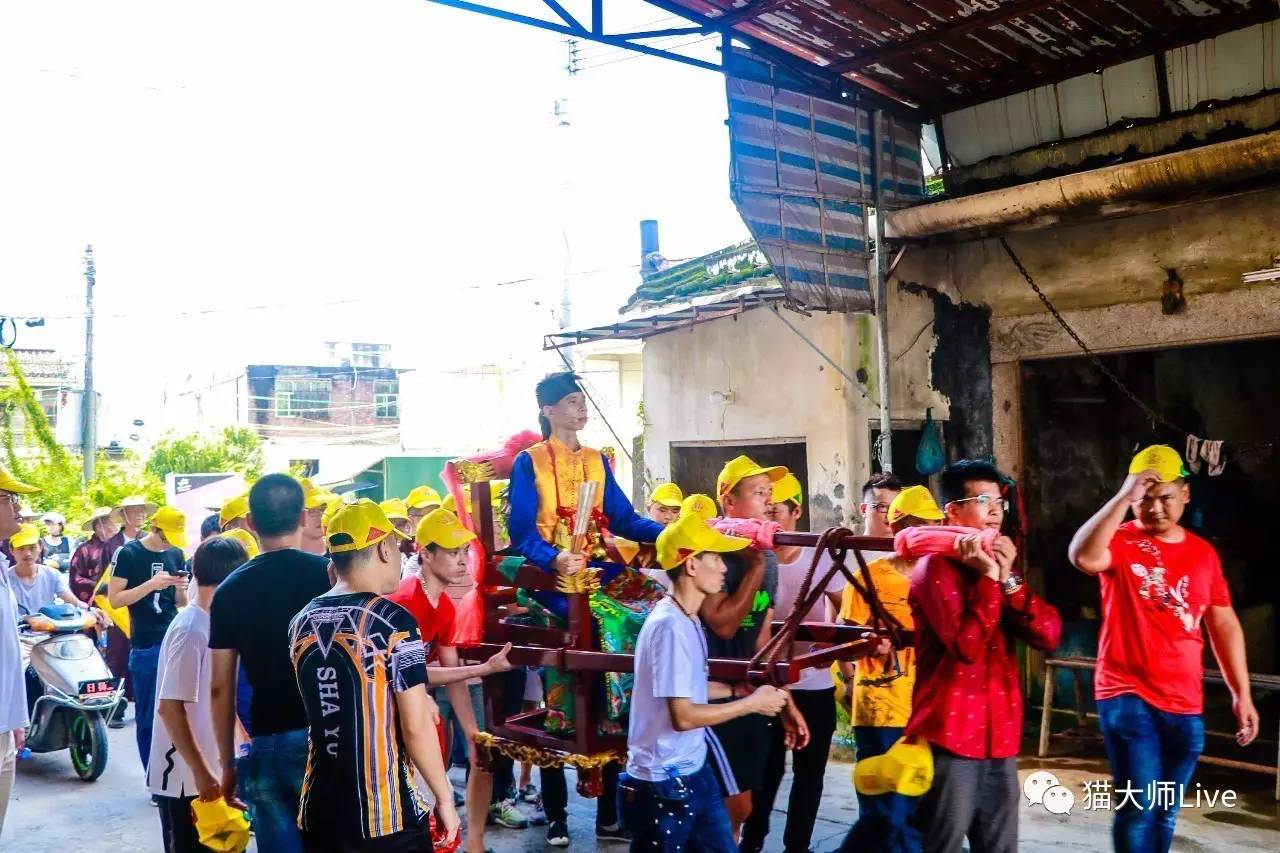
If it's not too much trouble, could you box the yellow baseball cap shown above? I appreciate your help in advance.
[771,472,803,506]
[0,463,39,495]
[152,506,189,550]
[415,508,478,549]
[219,494,250,529]
[887,485,944,524]
[9,523,40,550]
[656,513,751,570]
[852,737,933,797]
[406,485,444,510]
[1129,445,1190,483]
[679,493,718,521]
[326,499,409,554]
[299,478,340,510]
[716,455,787,501]
[380,498,410,521]
[191,797,252,853]
[81,506,121,532]
[321,495,345,529]
[221,528,260,560]
[649,482,684,508]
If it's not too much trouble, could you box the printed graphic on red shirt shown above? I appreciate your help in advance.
[1095,522,1231,715]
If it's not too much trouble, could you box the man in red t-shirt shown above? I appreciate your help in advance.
[387,508,512,853]
[1070,445,1258,853]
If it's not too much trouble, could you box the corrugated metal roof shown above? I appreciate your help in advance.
[659,0,1280,113]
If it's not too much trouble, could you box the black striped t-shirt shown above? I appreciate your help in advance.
[289,592,429,839]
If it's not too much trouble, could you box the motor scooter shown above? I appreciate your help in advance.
[20,602,124,781]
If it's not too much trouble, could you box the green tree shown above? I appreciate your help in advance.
[145,426,264,482]
[1,351,163,530]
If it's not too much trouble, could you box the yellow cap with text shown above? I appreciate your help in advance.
[649,482,684,508]
[379,498,410,522]
[716,455,787,502]
[414,508,478,550]
[679,494,718,521]
[771,473,803,506]
[9,523,40,550]
[326,499,408,554]
[656,513,750,570]
[152,506,189,550]
[219,494,250,529]
[406,485,444,510]
[887,485,944,524]
[1129,445,1190,483]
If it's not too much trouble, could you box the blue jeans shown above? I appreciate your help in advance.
[1098,694,1204,853]
[128,644,161,772]
[839,726,922,853]
[618,762,736,853]
[236,728,308,853]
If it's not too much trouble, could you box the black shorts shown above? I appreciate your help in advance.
[301,822,430,853]
[709,704,777,793]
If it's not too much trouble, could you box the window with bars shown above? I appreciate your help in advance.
[374,380,399,419]
[275,379,331,418]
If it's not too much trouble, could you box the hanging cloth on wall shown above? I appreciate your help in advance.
[916,408,944,476]
[1185,435,1227,477]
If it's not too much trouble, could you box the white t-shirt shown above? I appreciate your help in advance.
[0,554,29,732]
[6,564,72,617]
[626,597,707,782]
[774,548,845,691]
[147,603,219,798]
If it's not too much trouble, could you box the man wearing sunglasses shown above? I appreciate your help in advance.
[907,460,1060,853]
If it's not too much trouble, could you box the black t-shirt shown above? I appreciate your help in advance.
[209,548,330,736]
[289,592,428,839]
[704,549,778,660]
[113,540,184,648]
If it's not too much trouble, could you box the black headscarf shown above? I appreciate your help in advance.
[535,371,584,439]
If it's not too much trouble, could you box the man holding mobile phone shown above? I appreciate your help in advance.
[108,505,189,778]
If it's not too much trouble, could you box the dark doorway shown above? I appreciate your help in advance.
[670,441,809,531]
[1020,338,1280,760]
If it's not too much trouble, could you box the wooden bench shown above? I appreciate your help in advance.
[1037,655,1280,799]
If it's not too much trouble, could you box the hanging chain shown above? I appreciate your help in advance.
[998,237,1189,438]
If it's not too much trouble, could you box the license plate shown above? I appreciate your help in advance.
[78,678,120,699]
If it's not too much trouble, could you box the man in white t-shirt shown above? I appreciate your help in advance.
[622,513,788,851]
[741,474,847,853]
[148,535,249,853]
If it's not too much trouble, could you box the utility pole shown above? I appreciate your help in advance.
[871,110,894,473]
[82,245,96,483]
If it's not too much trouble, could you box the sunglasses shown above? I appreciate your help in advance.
[949,495,1009,512]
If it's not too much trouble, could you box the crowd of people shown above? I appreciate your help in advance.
[0,370,1263,853]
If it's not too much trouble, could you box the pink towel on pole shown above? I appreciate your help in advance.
[711,517,780,550]
[894,525,1000,560]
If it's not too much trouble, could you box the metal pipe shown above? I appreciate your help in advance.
[885,129,1280,239]
[872,109,894,472]
[772,531,893,551]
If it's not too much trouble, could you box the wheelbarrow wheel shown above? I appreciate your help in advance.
[69,710,109,781]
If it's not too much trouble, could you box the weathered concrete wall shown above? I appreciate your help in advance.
[893,189,1280,482]
[895,187,1280,318]
[642,283,945,530]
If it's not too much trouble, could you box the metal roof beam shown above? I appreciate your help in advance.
[715,0,792,27]
[827,0,1060,74]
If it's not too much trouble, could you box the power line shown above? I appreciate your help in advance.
[576,36,718,72]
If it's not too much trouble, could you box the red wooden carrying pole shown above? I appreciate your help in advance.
[773,531,894,552]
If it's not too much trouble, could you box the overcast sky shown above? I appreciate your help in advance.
[1,0,749,444]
